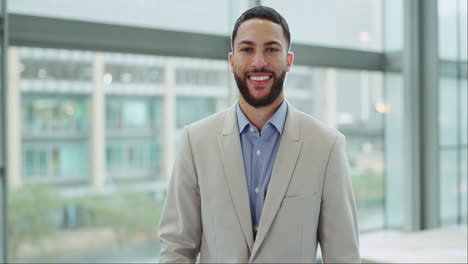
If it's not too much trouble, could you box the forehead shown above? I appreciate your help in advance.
[235,18,286,47]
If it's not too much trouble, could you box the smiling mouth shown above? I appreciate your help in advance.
[248,75,272,81]
[247,72,273,86]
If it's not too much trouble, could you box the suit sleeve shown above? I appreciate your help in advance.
[158,126,202,263]
[317,134,361,263]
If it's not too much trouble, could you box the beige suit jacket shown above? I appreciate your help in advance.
[158,103,360,263]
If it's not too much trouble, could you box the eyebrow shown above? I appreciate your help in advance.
[238,40,283,47]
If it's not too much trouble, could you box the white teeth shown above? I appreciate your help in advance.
[249,75,271,81]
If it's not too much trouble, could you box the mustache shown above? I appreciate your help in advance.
[244,68,275,77]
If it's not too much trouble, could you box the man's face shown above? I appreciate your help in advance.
[229,18,294,108]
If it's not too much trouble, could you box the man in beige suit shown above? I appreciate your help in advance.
[158,6,360,263]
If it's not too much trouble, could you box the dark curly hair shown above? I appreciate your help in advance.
[231,6,291,51]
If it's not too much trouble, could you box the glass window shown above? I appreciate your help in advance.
[10,46,166,262]
[22,98,89,134]
[439,77,459,146]
[9,0,242,36]
[460,79,467,146]
[176,97,217,129]
[103,53,164,85]
[383,72,405,228]
[6,10,389,259]
[20,48,93,82]
[122,101,148,129]
[438,0,467,227]
[438,0,468,60]
[440,150,459,225]
[105,95,162,180]
[20,95,90,181]
[22,143,89,180]
[461,149,467,225]
[261,0,383,51]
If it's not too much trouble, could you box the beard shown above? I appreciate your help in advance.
[234,69,286,108]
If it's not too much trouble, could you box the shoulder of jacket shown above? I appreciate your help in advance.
[292,108,343,142]
[186,108,229,135]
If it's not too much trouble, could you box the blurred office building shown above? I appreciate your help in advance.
[0,0,466,263]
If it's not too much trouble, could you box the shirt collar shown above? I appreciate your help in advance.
[236,100,288,135]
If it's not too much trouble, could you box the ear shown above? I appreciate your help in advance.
[286,52,294,72]
[228,52,234,72]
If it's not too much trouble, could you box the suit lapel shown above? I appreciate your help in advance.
[218,105,254,252]
[250,105,303,260]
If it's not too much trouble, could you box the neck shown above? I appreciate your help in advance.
[238,94,284,130]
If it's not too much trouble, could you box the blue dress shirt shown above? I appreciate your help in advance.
[236,100,288,238]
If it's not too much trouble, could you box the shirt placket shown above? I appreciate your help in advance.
[253,138,266,228]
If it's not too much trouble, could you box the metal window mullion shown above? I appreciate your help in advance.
[402,0,440,231]
[8,14,383,71]
[419,0,440,230]
[402,0,423,232]
[0,0,7,261]
[455,0,463,225]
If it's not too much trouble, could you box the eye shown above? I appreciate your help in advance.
[266,47,279,52]
[240,47,253,52]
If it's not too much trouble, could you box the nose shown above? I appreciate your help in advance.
[251,52,267,69]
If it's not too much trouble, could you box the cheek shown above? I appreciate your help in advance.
[233,64,246,76]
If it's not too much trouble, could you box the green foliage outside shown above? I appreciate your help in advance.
[8,185,64,262]
[74,188,163,240]
[8,184,163,262]
[351,170,385,208]
[8,172,383,261]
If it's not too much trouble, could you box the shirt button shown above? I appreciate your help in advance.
[255,187,260,193]
[256,150,261,156]
[249,127,254,132]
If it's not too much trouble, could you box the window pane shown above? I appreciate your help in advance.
[438,0,467,227]
[176,97,217,128]
[9,0,244,36]
[461,79,467,145]
[289,68,385,231]
[261,0,383,51]
[9,46,166,262]
[440,150,459,225]
[8,44,385,262]
[384,0,404,51]
[438,0,468,60]
[439,77,459,146]
[383,73,405,228]
[461,148,467,224]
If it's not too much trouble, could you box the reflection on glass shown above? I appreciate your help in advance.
[8,43,387,262]
[105,97,162,180]
[439,77,459,146]
[438,0,467,227]
[438,0,468,60]
[9,47,166,262]
[10,0,233,36]
[383,73,405,229]
[289,68,385,231]
[460,79,467,145]
[261,0,383,50]
[176,97,216,129]
[22,98,89,133]
[440,150,459,225]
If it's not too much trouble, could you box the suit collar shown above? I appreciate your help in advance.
[219,104,254,251]
[235,100,288,135]
[222,101,300,138]
[219,102,303,258]
[249,103,303,260]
